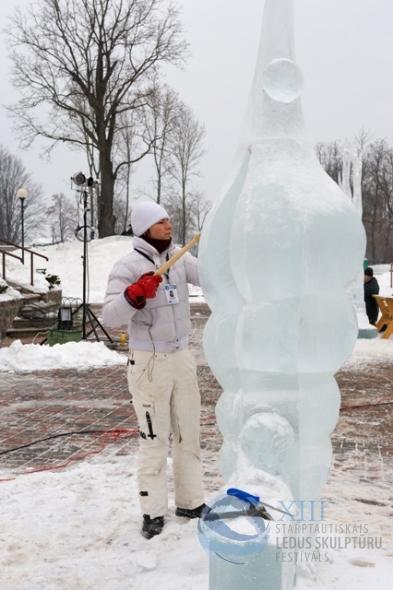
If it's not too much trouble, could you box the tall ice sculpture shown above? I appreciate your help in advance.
[198,0,366,588]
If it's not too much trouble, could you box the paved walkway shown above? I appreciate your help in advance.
[1,358,392,478]
[0,363,223,491]
[1,344,392,539]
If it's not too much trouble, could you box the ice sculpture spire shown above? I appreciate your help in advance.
[244,0,304,141]
[199,0,366,588]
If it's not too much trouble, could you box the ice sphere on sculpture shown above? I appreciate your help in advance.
[199,0,365,587]
[262,58,303,102]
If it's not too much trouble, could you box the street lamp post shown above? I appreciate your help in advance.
[16,187,28,263]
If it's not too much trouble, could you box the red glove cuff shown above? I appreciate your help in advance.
[124,284,146,309]
[124,272,162,309]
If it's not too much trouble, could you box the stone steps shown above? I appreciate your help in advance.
[2,286,62,341]
[5,326,55,339]
[2,299,210,341]
[12,316,58,329]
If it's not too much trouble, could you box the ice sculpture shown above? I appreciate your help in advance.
[341,145,376,338]
[198,0,366,588]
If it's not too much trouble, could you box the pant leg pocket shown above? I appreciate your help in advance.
[130,351,171,441]
[133,397,157,441]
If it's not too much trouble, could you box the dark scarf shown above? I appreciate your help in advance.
[141,234,172,254]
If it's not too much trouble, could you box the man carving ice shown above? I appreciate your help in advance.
[102,201,205,539]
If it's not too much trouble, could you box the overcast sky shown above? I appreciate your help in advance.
[0,0,392,206]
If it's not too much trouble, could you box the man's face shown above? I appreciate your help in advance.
[364,274,372,284]
[148,218,172,240]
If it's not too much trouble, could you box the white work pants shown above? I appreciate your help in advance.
[128,348,205,518]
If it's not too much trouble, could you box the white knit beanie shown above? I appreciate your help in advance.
[131,201,169,237]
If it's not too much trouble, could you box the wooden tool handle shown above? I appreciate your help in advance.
[155,234,200,276]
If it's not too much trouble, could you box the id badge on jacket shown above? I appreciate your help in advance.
[164,284,179,305]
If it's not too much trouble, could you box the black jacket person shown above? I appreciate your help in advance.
[364,267,380,325]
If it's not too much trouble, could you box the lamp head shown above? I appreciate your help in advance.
[16,187,28,200]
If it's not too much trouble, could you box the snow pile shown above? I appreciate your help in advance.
[0,333,391,375]
[39,236,133,302]
[3,237,204,303]
[0,456,208,590]
[1,236,130,302]
[1,262,50,294]
[377,272,393,297]
[0,279,22,302]
[0,340,126,373]
[373,265,393,297]
[0,455,391,590]
[344,337,393,368]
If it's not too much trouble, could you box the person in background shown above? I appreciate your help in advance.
[102,201,205,540]
[364,267,380,325]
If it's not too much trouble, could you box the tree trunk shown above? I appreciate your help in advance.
[181,179,186,245]
[124,162,131,232]
[370,201,377,263]
[98,150,116,237]
[157,174,162,204]
[383,219,392,262]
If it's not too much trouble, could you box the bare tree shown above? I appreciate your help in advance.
[167,104,205,244]
[0,146,43,244]
[362,140,388,262]
[114,109,149,232]
[190,192,211,232]
[317,137,393,263]
[144,84,180,204]
[113,197,128,235]
[8,0,188,237]
[46,192,77,243]
[315,141,343,184]
[163,190,210,247]
[159,190,180,244]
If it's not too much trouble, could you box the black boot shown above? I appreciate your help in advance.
[141,514,164,539]
[175,503,207,519]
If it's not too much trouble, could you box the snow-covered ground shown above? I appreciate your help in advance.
[0,340,126,373]
[3,237,391,303]
[343,337,393,368]
[0,235,391,373]
[37,236,134,303]
[0,278,22,302]
[3,237,203,303]
[0,336,392,373]
[1,263,50,295]
[1,240,392,589]
[0,455,391,590]
[374,264,393,297]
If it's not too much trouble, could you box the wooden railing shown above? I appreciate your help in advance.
[0,239,49,287]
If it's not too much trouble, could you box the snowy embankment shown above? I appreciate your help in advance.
[0,456,207,590]
[37,236,135,302]
[0,455,391,590]
[4,236,203,303]
[1,337,392,374]
[0,340,125,373]
[343,338,393,368]
[0,279,22,302]
[374,264,393,297]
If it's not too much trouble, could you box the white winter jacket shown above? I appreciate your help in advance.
[102,237,199,352]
